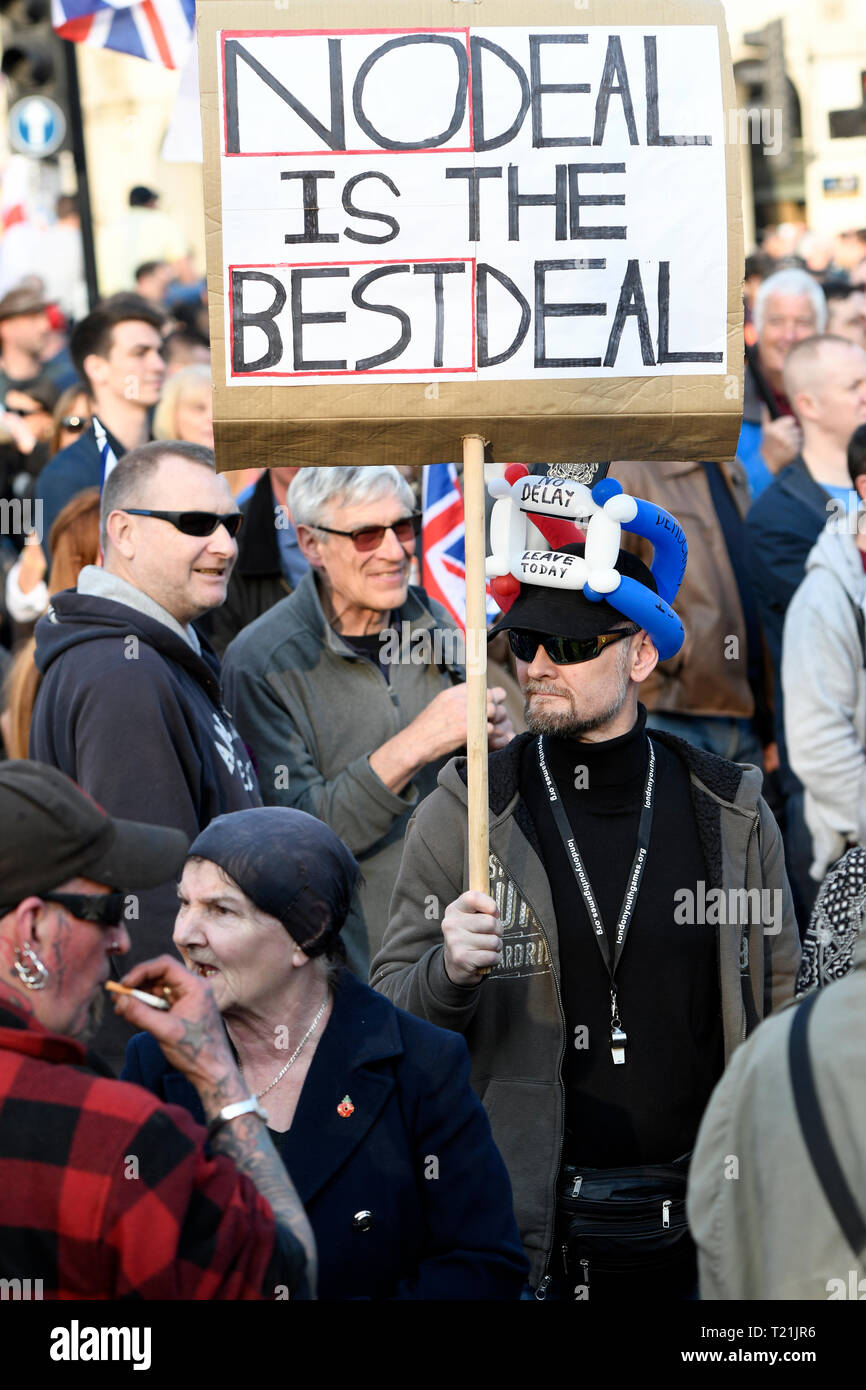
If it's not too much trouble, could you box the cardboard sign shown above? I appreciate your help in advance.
[199,0,743,468]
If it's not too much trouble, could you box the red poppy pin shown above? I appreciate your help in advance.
[337,1094,354,1118]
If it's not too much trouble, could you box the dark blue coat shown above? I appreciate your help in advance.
[123,969,528,1301]
[35,426,104,559]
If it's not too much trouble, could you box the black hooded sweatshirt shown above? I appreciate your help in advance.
[30,589,261,1071]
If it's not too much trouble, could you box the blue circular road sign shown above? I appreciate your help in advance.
[8,96,67,157]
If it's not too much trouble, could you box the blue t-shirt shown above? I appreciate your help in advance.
[823,483,857,507]
[736,419,773,500]
[822,483,859,533]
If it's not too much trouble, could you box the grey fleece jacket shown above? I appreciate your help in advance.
[688,929,866,1299]
[222,571,464,973]
[782,522,866,881]
[372,729,801,1289]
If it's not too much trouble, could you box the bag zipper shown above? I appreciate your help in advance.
[560,1194,684,1217]
[567,1217,688,1240]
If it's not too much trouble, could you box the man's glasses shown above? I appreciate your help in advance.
[122,509,243,539]
[5,404,46,417]
[60,414,89,432]
[42,891,126,926]
[315,513,421,552]
[508,626,638,666]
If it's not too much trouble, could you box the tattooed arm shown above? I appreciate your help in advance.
[114,955,317,1294]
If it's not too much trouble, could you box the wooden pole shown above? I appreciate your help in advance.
[462,433,489,898]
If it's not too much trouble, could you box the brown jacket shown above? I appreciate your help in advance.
[612,459,763,724]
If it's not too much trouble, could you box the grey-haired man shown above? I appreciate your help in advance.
[222,465,512,970]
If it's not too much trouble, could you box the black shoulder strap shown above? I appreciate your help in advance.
[849,594,866,669]
[788,990,866,1260]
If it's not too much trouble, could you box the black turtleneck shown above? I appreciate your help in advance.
[520,705,724,1167]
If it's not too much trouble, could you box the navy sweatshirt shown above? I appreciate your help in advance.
[30,589,261,1071]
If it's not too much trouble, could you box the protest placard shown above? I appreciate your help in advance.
[199,0,743,468]
[198,0,743,898]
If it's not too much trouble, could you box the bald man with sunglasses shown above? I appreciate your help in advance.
[373,542,799,1301]
[30,440,261,1073]
[222,465,512,974]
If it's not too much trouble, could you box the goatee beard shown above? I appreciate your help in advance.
[524,682,630,738]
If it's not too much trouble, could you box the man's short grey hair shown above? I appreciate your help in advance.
[100,439,215,549]
[288,466,416,529]
[754,269,828,337]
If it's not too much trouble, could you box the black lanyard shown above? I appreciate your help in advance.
[536,735,656,1065]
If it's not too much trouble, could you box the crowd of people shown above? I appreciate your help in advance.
[1,197,865,1302]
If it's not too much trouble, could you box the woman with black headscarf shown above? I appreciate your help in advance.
[123,805,527,1300]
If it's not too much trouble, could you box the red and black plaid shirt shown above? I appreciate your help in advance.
[0,1003,305,1299]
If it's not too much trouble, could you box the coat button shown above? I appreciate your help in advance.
[352,1210,374,1233]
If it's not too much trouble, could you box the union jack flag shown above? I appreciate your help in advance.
[421,463,499,634]
[51,0,195,70]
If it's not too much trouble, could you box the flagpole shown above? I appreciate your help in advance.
[462,433,489,902]
[61,38,100,311]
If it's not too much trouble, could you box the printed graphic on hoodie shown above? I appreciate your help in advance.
[213,711,256,793]
[486,853,552,980]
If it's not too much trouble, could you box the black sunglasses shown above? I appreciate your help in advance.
[122,508,243,539]
[4,403,45,417]
[42,891,126,926]
[315,513,421,552]
[508,626,638,666]
[60,414,88,431]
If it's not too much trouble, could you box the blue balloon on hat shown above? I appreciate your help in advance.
[585,478,688,659]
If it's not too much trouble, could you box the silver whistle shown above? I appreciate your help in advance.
[611,1024,627,1065]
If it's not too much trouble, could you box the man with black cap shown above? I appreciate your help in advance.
[0,760,314,1299]
[373,539,801,1301]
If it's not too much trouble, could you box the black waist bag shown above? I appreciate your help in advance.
[557,1154,693,1286]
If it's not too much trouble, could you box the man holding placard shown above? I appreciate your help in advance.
[221,465,512,971]
[197,0,756,1302]
[373,474,800,1300]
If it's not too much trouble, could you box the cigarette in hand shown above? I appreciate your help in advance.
[105,980,171,1011]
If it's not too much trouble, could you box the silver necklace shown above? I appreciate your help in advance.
[245,995,329,1099]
